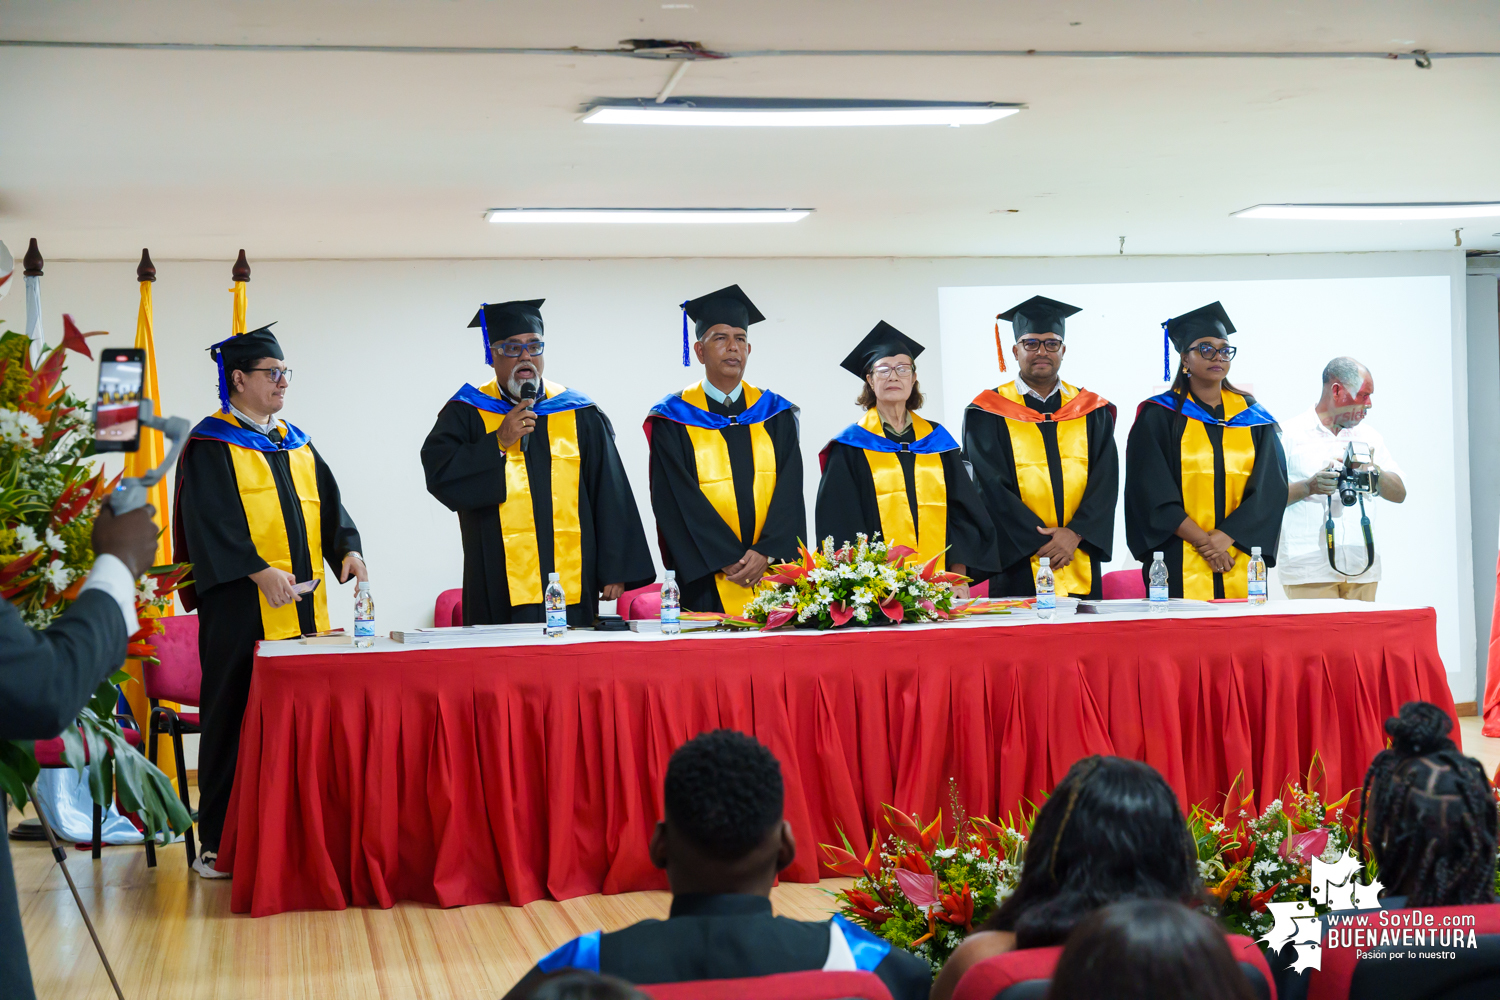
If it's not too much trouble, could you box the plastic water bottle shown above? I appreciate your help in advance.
[354,581,375,647]
[1149,552,1169,614]
[544,572,567,637]
[1248,546,1268,606]
[1035,557,1056,620]
[660,570,681,635]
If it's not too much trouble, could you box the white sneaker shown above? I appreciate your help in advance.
[192,851,232,879]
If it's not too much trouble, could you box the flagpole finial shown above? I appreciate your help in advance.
[232,249,250,283]
[137,248,156,283]
[23,238,42,277]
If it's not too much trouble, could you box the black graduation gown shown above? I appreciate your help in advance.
[422,398,655,627]
[962,392,1118,598]
[172,418,362,852]
[1124,390,1288,599]
[501,894,933,1000]
[646,392,805,613]
[1,589,126,1000]
[815,419,998,579]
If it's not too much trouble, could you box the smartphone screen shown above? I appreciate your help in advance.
[94,349,145,452]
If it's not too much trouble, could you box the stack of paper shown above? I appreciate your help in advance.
[1075,598,1210,614]
[974,597,1079,619]
[627,619,721,634]
[389,623,546,644]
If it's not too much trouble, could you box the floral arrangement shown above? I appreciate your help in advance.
[0,323,193,842]
[740,534,969,630]
[821,785,1034,972]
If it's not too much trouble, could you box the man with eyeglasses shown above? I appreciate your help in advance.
[646,285,805,616]
[174,323,366,878]
[963,296,1118,599]
[423,299,654,627]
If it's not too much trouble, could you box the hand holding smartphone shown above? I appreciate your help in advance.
[94,349,146,453]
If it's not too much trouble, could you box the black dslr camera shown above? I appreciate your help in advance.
[1335,442,1379,507]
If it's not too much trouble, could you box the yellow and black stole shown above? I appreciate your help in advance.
[195,412,330,640]
[465,379,586,606]
[1176,389,1257,600]
[846,408,953,571]
[969,381,1112,596]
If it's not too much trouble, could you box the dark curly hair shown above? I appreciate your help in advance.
[1359,701,1498,907]
[982,756,1204,948]
[1048,899,1256,1000]
[664,729,784,860]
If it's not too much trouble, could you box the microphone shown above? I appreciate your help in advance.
[519,381,538,453]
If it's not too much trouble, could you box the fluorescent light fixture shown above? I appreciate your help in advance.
[582,97,1022,127]
[486,208,812,224]
[1234,203,1500,221]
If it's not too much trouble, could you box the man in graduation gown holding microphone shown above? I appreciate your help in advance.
[963,296,1118,599]
[174,322,366,878]
[646,285,805,615]
[422,299,655,627]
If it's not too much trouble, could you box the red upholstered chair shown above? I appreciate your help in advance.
[32,723,145,862]
[1306,903,1500,1000]
[639,969,894,1000]
[625,588,663,621]
[969,580,990,599]
[434,588,463,627]
[1101,569,1146,599]
[143,613,202,868]
[951,935,1275,1000]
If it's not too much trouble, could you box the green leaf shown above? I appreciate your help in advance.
[0,740,39,813]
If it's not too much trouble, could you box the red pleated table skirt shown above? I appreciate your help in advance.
[218,605,1455,916]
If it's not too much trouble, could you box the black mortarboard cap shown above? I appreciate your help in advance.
[470,299,545,362]
[1163,301,1236,353]
[208,323,283,411]
[678,284,765,367]
[996,295,1082,340]
[839,321,926,380]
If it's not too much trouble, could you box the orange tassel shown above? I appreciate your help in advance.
[994,318,1007,373]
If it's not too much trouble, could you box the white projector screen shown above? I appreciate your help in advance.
[938,276,1460,676]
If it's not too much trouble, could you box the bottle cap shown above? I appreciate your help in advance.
[356,580,370,592]
[549,572,560,581]
[1153,551,1164,560]
[1251,546,1262,556]
[665,570,675,581]
[1038,557,1050,566]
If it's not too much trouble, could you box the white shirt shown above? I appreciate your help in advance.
[701,379,743,405]
[1277,407,1404,584]
[229,404,277,435]
[78,553,140,636]
[1015,377,1061,403]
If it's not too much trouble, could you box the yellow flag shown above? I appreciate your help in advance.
[231,280,247,335]
[121,274,180,782]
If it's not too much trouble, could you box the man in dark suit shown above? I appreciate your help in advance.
[503,729,933,1000]
[1,504,159,1000]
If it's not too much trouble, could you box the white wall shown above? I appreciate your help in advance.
[0,249,1472,700]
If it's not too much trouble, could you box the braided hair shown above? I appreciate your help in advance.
[1359,701,1498,907]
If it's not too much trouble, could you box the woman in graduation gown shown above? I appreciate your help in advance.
[1124,302,1288,600]
[816,321,998,586]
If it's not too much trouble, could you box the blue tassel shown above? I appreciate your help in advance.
[1161,322,1170,382]
[680,301,690,367]
[479,302,491,364]
[215,349,230,412]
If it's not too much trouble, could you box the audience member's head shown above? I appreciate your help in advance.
[526,971,647,1000]
[1360,701,1498,907]
[983,756,1201,948]
[649,729,795,896]
[1047,899,1256,1000]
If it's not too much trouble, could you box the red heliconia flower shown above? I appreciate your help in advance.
[885,804,940,852]
[937,882,976,932]
[919,552,943,581]
[61,314,108,361]
[0,551,42,586]
[885,544,916,565]
[896,851,933,877]
[843,888,889,924]
[1248,882,1283,914]
[761,607,797,631]
[821,830,882,879]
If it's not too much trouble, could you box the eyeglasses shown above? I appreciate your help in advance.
[871,364,915,379]
[1018,338,1064,354]
[244,367,293,384]
[1190,343,1238,361]
[493,340,546,358]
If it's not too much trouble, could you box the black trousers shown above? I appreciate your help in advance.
[194,578,266,854]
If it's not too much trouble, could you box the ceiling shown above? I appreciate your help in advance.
[3,0,1499,259]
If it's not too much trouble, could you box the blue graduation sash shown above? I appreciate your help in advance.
[190,414,311,452]
[828,419,960,454]
[450,381,596,416]
[1143,391,1277,428]
[647,388,796,429]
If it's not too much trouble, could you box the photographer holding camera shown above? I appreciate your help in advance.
[1279,357,1406,600]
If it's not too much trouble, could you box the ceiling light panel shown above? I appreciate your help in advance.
[582,98,1022,127]
[1234,203,1500,221]
[486,209,813,224]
